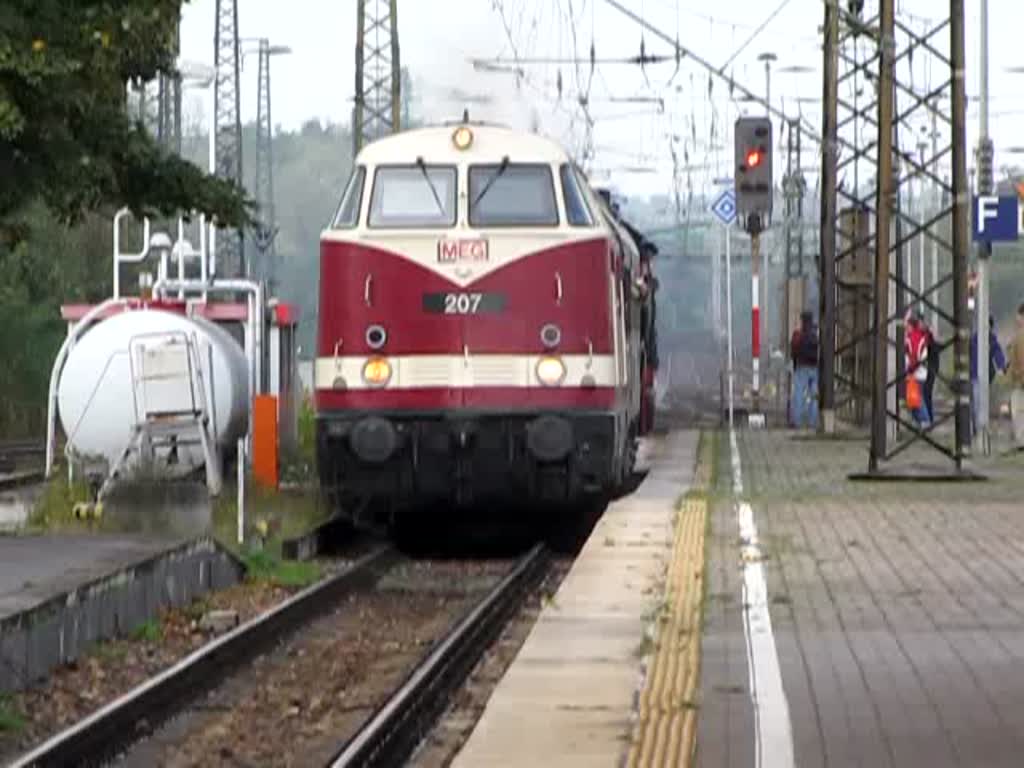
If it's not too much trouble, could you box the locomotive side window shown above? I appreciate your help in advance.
[331,166,365,228]
[368,165,457,228]
[560,164,594,226]
[468,164,558,227]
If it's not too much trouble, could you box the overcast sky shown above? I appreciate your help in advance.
[178,0,1024,200]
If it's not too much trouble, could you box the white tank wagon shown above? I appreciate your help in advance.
[57,308,250,485]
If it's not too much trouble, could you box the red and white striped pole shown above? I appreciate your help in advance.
[751,230,761,412]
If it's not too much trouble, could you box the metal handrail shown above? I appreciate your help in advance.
[112,208,151,299]
[45,298,130,477]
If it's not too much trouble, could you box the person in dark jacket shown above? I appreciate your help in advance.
[970,314,1007,439]
[789,311,819,429]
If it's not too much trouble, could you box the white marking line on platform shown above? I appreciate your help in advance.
[729,429,794,768]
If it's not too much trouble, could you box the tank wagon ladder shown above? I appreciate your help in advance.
[98,330,222,501]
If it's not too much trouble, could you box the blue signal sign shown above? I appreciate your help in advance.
[711,188,737,226]
[972,195,1022,242]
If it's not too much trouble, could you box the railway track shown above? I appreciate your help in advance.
[0,470,44,491]
[0,439,46,488]
[9,543,552,768]
[328,544,549,768]
[8,546,398,768]
[0,439,45,457]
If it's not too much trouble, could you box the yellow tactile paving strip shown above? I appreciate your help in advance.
[625,439,711,767]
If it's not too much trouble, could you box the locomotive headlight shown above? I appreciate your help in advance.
[362,357,392,387]
[452,125,474,150]
[535,356,566,387]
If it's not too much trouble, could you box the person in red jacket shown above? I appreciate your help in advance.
[905,312,931,427]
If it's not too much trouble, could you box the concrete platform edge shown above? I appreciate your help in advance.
[0,537,245,693]
[451,431,699,768]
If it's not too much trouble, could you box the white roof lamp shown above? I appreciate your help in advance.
[177,59,216,88]
[148,231,174,289]
[149,231,173,254]
[172,238,199,263]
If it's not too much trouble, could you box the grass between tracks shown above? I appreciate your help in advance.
[0,695,24,734]
[239,549,321,589]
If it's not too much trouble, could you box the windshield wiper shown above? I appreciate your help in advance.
[415,156,446,216]
[470,155,510,213]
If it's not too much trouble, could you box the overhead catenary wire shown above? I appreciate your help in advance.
[490,0,796,207]
[601,0,821,144]
[717,0,795,74]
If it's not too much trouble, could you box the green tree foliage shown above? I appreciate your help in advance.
[0,1,255,437]
[0,205,112,435]
[0,0,250,246]
[183,118,355,356]
[261,120,354,354]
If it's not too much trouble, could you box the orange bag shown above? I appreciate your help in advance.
[906,376,922,409]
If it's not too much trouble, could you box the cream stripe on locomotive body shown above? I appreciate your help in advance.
[314,354,619,391]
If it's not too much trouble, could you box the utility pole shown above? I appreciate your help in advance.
[214,0,244,278]
[976,0,994,455]
[252,39,291,291]
[917,141,928,315]
[713,218,722,342]
[930,105,941,332]
[354,0,401,155]
[951,0,972,463]
[819,0,839,435]
[869,0,895,471]
[759,52,777,121]
[758,51,777,392]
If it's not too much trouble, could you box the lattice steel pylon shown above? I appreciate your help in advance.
[157,40,182,157]
[156,22,182,155]
[214,0,244,278]
[253,38,279,288]
[156,72,182,155]
[354,0,401,155]
[819,0,973,476]
[781,119,808,352]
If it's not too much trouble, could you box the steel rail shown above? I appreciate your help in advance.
[328,543,550,768]
[0,470,44,491]
[10,545,398,768]
[0,440,45,456]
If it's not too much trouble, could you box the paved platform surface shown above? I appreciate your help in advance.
[0,534,180,619]
[453,431,699,767]
[698,430,1024,768]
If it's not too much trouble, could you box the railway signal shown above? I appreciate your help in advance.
[734,116,774,234]
[734,116,773,426]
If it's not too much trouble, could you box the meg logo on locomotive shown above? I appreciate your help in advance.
[437,237,489,263]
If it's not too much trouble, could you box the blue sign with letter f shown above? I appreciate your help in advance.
[972,195,1019,242]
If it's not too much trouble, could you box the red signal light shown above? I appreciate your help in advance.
[746,149,762,168]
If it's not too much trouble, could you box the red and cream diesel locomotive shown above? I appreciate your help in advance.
[315,118,658,530]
